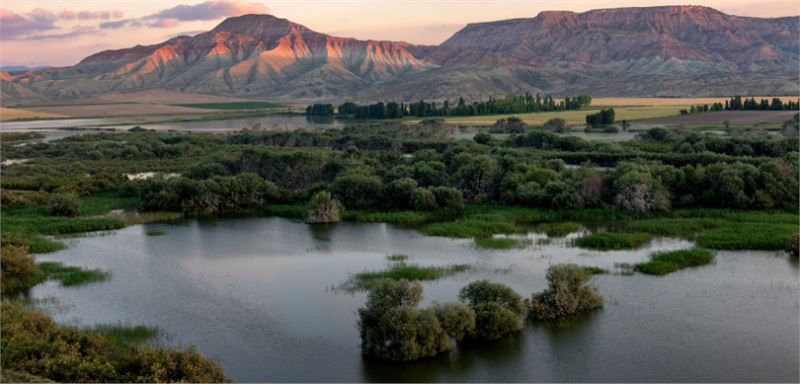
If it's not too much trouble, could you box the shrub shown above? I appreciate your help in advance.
[307,191,341,223]
[48,193,81,217]
[529,264,603,320]
[410,187,438,211]
[543,118,567,133]
[433,303,476,340]
[634,248,715,275]
[459,280,526,340]
[357,279,451,361]
[788,234,800,257]
[431,186,465,218]
[0,243,43,294]
[0,301,228,382]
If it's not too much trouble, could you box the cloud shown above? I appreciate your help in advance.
[152,0,268,21]
[59,10,123,20]
[100,0,269,30]
[26,26,104,41]
[0,8,58,38]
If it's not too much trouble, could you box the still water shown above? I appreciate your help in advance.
[31,218,799,382]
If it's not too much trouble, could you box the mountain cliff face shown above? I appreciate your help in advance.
[2,6,798,102]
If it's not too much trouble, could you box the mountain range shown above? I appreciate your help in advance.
[2,5,798,103]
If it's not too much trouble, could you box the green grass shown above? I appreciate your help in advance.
[536,222,582,237]
[474,237,532,249]
[342,262,471,291]
[145,229,166,236]
[91,324,159,347]
[574,232,653,250]
[345,210,432,225]
[38,262,110,286]
[695,222,797,250]
[263,203,308,219]
[420,218,522,238]
[635,248,715,275]
[173,102,282,110]
[79,192,140,215]
[623,218,720,236]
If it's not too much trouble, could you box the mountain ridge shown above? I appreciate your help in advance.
[2,6,798,102]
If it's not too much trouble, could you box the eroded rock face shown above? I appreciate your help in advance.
[2,7,798,102]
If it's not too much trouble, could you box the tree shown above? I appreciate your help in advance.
[458,280,526,340]
[473,132,492,144]
[410,188,438,211]
[431,187,464,218]
[357,279,452,361]
[529,264,603,320]
[307,191,341,223]
[48,193,81,217]
[543,118,567,133]
[433,303,476,341]
[386,178,418,209]
[332,173,385,209]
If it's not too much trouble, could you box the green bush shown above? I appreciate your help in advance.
[433,302,476,340]
[529,264,603,320]
[48,193,81,217]
[306,191,341,224]
[459,280,526,340]
[0,243,43,294]
[357,279,452,361]
[634,248,715,275]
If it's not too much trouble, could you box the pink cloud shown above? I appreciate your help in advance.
[100,0,269,30]
[0,8,58,38]
[59,9,124,20]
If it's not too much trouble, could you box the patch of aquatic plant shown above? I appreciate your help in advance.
[91,324,160,347]
[583,266,607,275]
[530,264,604,320]
[536,238,552,245]
[694,222,797,250]
[614,262,636,276]
[624,218,719,236]
[386,254,409,262]
[117,211,183,225]
[474,236,532,249]
[345,210,431,225]
[38,262,110,286]
[634,248,715,275]
[573,232,652,250]
[342,261,472,291]
[536,222,582,237]
[145,229,166,236]
[420,218,522,238]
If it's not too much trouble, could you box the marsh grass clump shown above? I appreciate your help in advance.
[91,324,159,348]
[306,191,341,224]
[420,218,521,238]
[634,248,715,275]
[573,232,652,250]
[386,254,409,262]
[474,237,531,249]
[459,280,527,340]
[345,262,471,291]
[695,222,797,250]
[145,229,166,236]
[357,279,453,361]
[529,264,604,321]
[38,262,110,286]
[624,218,719,236]
[536,222,582,237]
[48,193,81,217]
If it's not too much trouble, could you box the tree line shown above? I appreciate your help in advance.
[306,94,591,119]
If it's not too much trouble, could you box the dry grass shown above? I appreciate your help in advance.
[591,96,796,107]
[0,107,66,121]
[436,105,684,125]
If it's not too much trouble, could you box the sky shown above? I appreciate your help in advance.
[1,0,798,67]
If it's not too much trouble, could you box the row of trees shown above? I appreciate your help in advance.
[358,264,603,361]
[725,96,799,111]
[585,108,615,127]
[306,94,592,119]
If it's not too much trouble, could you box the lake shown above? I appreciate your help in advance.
[30,217,799,382]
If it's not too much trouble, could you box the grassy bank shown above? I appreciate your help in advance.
[635,248,715,275]
[574,232,653,250]
[38,261,110,286]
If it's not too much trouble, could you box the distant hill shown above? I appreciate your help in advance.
[2,6,798,102]
[0,66,51,72]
